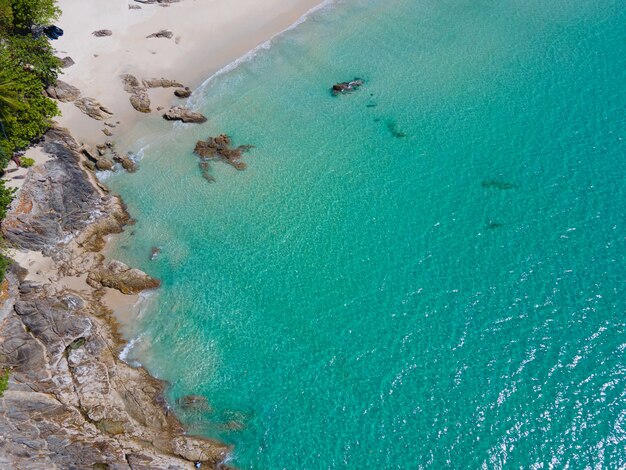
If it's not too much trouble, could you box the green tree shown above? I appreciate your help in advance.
[9,0,59,32]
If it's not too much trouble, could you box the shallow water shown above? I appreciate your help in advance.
[108,0,626,467]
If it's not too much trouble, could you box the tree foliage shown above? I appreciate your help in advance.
[8,0,59,32]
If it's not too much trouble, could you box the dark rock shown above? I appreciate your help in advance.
[92,29,112,37]
[176,395,211,412]
[150,246,160,260]
[331,78,364,96]
[174,87,191,98]
[146,30,173,39]
[112,154,137,173]
[193,134,253,172]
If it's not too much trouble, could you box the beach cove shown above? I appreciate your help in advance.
[1,0,625,468]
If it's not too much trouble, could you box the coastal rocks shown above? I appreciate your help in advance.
[0,126,231,469]
[92,29,112,37]
[113,154,137,172]
[74,97,114,120]
[87,260,161,294]
[174,87,192,98]
[177,394,211,412]
[46,79,81,102]
[121,74,186,114]
[135,0,181,4]
[194,134,253,171]
[163,106,207,123]
[331,78,364,96]
[147,29,174,39]
[95,157,114,171]
[2,128,105,253]
[129,89,151,113]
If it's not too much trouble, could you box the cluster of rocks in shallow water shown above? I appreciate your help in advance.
[193,134,254,182]
[0,127,231,468]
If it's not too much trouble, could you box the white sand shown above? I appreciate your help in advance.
[2,146,51,190]
[53,0,327,146]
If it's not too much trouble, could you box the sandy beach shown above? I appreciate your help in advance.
[53,0,327,146]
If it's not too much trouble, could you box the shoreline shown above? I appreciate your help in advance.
[1,0,329,466]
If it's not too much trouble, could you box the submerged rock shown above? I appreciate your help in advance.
[331,78,364,96]
[163,106,207,123]
[194,134,253,172]
[150,246,161,260]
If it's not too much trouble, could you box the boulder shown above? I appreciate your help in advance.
[163,106,207,123]
[174,87,192,98]
[87,260,160,294]
[74,97,113,120]
[112,154,137,172]
[45,80,81,102]
[129,90,151,113]
[193,134,253,171]
[95,158,113,171]
[331,78,364,96]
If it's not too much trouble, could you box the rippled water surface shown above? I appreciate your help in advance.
[108,0,626,467]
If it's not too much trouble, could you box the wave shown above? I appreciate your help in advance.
[187,0,337,109]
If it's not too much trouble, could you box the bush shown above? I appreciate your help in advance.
[0,368,9,397]
[19,155,34,167]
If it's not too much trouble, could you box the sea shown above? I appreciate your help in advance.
[106,0,626,467]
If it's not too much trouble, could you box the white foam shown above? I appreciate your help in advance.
[187,0,336,109]
[119,334,143,366]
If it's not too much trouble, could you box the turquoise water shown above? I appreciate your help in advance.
[108,0,626,467]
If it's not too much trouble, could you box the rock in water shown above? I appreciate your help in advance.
[331,78,364,96]
[87,260,161,294]
[194,134,254,171]
[45,80,81,102]
[92,29,112,37]
[163,106,207,123]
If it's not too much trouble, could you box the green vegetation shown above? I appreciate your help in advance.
[0,0,60,280]
[0,369,9,397]
[19,155,34,167]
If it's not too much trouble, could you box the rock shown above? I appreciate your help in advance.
[95,158,113,171]
[92,29,112,37]
[129,4,142,8]
[87,260,160,294]
[163,106,207,123]
[142,77,184,88]
[2,129,108,253]
[45,80,81,102]
[331,78,364,96]
[194,134,253,171]
[176,395,211,412]
[129,90,151,113]
[121,73,142,93]
[150,246,161,260]
[174,87,192,98]
[135,0,181,4]
[60,56,75,68]
[146,29,173,39]
[102,128,113,136]
[74,97,113,120]
[156,106,164,111]
[112,154,137,173]
[96,144,107,156]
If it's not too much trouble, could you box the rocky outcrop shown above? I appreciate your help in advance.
[163,106,207,123]
[87,260,160,294]
[0,128,231,468]
[147,29,173,39]
[113,154,138,172]
[46,80,81,102]
[74,97,114,120]
[121,74,185,114]
[194,134,253,171]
